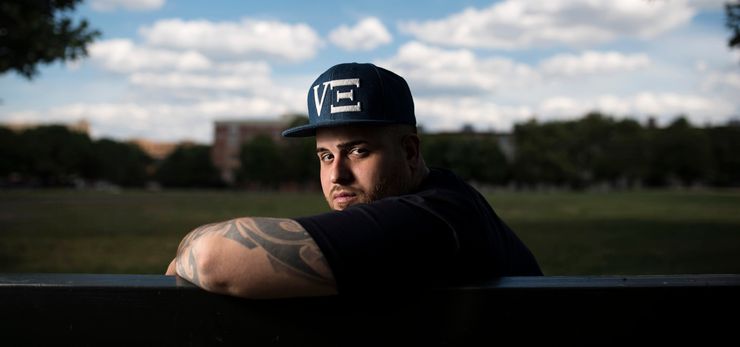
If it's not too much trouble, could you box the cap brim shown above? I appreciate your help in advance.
[282,119,402,138]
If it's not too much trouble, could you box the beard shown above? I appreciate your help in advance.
[327,172,411,211]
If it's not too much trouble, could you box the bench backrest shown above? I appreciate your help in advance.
[1,274,738,345]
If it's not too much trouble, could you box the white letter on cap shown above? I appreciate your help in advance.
[330,78,361,113]
[313,81,331,117]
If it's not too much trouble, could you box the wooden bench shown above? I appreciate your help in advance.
[1,274,738,345]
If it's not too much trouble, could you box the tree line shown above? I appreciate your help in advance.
[1,112,739,189]
[0,125,151,187]
[501,113,739,189]
[232,112,740,189]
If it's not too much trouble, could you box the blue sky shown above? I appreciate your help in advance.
[1,0,737,143]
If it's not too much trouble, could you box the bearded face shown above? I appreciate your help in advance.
[315,125,415,211]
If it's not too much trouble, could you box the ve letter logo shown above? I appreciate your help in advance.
[312,78,361,116]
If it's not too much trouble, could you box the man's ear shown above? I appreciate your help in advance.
[401,134,421,170]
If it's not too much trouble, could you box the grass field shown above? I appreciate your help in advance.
[1,189,739,276]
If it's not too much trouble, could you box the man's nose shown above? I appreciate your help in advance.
[330,157,353,185]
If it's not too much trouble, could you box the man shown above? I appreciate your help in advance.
[166,62,542,298]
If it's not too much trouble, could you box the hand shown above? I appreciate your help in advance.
[165,258,177,275]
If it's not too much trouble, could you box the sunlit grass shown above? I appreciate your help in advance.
[1,189,739,275]
[489,190,740,275]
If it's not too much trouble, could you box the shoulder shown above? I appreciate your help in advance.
[407,167,484,210]
[417,168,474,194]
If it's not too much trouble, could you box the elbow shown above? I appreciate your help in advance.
[183,237,234,294]
[195,256,229,293]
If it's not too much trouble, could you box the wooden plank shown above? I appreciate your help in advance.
[0,273,188,288]
[471,274,740,289]
[2,273,738,289]
[0,274,738,345]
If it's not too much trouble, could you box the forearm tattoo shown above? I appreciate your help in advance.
[176,218,332,287]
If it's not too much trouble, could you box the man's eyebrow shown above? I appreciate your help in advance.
[316,140,369,153]
[337,140,369,149]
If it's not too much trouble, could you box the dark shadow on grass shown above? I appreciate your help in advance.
[0,253,20,271]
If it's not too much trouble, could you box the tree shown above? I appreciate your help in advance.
[596,118,648,187]
[156,145,223,188]
[0,126,21,176]
[422,133,508,185]
[706,125,740,186]
[727,1,740,51]
[568,113,648,188]
[647,117,714,187]
[0,0,100,79]
[17,125,94,185]
[238,135,285,189]
[281,136,319,186]
[511,119,581,188]
[510,113,650,189]
[567,113,611,187]
[280,114,320,187]
[89,139,152,186]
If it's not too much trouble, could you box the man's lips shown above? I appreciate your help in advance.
[332,191,358,204]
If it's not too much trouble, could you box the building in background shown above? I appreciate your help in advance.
[211,116,295,184]
[128,138,181,161]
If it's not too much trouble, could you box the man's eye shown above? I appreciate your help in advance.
[318,153,333,162]
[350,147,369,156]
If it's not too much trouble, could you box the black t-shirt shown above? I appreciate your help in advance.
[295,168,542,293]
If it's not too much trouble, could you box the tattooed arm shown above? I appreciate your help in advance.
[165,217,337,299]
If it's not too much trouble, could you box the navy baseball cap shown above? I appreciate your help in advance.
[281,62,416,137]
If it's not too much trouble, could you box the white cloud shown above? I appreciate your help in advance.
[5,97,304,143]
[415,97,533,132]
[90,39,212,73]
[377,41,539,94]
[377,43,654,96]
[537,92,735,125]
[90,0,165,12]
[129,73,259,91]
[632,92,732,121]
[539,51,650,77]
[140,18,322,62]
[127,61,273,92]
[329,17,392,51]
[400,0,694,49]
[701,70,740,93]
[89,39,292,97]
[6,2,735,143]
[537,97,591,119]
[74,26,313,140]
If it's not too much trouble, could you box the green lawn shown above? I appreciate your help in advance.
[1,189,739,275]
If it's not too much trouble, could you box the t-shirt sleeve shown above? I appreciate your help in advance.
[294,196,460,294]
